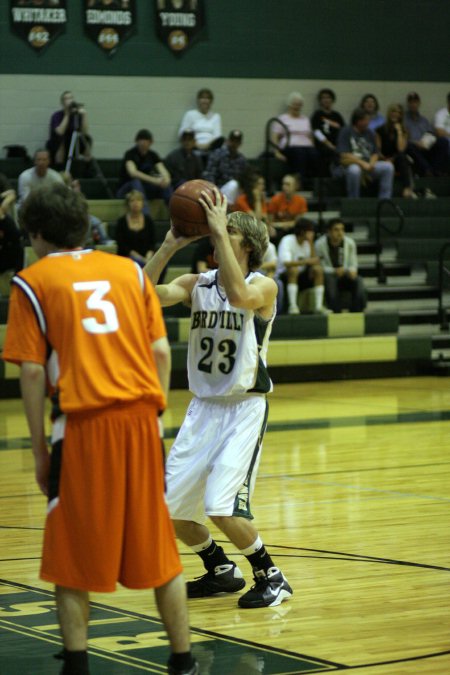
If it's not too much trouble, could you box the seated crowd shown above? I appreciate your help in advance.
[1,86,449,309]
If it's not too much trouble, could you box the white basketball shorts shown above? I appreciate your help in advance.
[166,395,269,523]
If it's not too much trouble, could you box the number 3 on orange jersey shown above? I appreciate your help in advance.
[73,281,119,335]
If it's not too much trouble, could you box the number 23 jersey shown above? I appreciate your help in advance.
[187,270,275,398]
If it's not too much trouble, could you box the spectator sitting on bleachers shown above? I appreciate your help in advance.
[259,234,284,314]
[0,210,23,297]
[60,172,113,246]
[0,173,17,219]
[115,190,156,267]
[315,218,366,313]
[271,92,319,183]
[267,174,308,245]
[191,236,217,274]
[333,108,394,199]
[164,129,203,188]
[277,218,325,315]
[17,149,64,207]
[178,88,223,163]
[404,92,449,177]
[434,92,450,160]
[311,88,346,176]
[202,129,249,207]
[376,104,416,198]
[359,94,385,131]
[117,129,172,212]
[234,172,269,223]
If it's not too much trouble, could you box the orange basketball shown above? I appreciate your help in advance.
[169,179,219,237]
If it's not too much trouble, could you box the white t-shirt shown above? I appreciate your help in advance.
[277,234,312,275]
[434,107,450,135]
[17,167,64,206]
[187,269,274,398]
[262,241,277,265]
[179,109,222,147]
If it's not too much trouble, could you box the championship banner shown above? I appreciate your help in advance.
[84,0,136,55]
[10,0,67,52]
[155,0,205,55]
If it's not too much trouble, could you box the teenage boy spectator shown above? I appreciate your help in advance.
[164,129,204,188]
[277,218,325,315]
[117,129,172,211]
[315,218,366,313]
[267,174,308,244]
[333,108,394,199]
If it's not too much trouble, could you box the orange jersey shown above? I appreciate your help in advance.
[268,193,308,220]
[3,250,167,413]
[234,194,268,216]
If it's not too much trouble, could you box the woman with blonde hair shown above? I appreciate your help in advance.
[115,190,156,266]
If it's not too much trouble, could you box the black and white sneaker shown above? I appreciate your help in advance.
[167,659,199,675]
[238,567,293,608]
[187,562,246,598]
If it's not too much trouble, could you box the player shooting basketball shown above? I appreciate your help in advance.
[144,187,293,608]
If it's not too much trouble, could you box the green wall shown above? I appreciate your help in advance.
[1,0,449,81]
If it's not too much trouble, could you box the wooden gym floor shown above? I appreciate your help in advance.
[0,377,449,674]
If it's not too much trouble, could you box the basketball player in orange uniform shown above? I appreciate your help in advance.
[2,185,198,675]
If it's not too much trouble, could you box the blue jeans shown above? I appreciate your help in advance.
[333,162,394,199]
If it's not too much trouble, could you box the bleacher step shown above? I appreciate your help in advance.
[367,285,439,301]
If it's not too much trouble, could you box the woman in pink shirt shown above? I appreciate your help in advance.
[271,92,319,182]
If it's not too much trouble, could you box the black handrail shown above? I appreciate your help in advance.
[263,117,290,193]
[438,242,450,330]
[375,199,405,283]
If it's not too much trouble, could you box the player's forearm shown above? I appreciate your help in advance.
[144,240,177,284]
[213,232,249,304]
[20,362,47,458]
[152,337,171,403]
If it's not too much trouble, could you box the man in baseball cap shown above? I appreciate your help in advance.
[203,129,249,205]
[405,91,449,176]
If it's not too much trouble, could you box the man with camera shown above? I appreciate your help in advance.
[46,91,92,170]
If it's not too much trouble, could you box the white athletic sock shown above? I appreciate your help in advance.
[314,284,324,310]
[191,536,213,553]
[239,536,263,557]
[287,283,299,310]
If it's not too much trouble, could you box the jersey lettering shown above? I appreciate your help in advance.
[198,337,237,375]
[73,281,119,335]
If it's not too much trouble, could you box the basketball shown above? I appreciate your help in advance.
[169,179,219,237]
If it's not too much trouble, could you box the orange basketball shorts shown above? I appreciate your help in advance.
[40,399,182,592]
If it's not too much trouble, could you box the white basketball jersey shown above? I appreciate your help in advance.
[187,270,275,398]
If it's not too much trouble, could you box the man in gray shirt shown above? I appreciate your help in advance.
[333,108,394,198]
[315,218,366,312]
[18,149,64,207]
